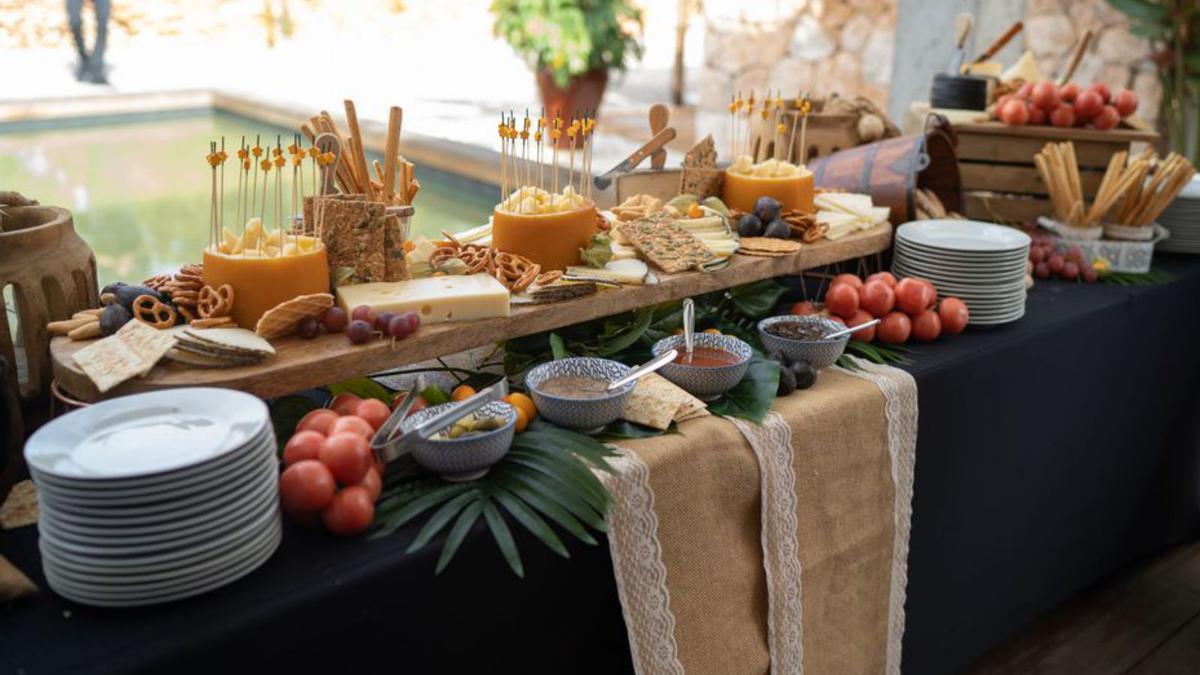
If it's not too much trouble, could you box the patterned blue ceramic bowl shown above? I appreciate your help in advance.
[757,315,848,369]
[400,401,517,481]
[651,333,753,400]
[526,357,635,432]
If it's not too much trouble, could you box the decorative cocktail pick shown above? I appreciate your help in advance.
[206,141,220,250]
[566,114,579,201]
[218,137,228,237]
[772,93,785,160]
[551,111,562,196]
[756,90,772,163]
[273,137,286,235]
[796,94,813,166]
[250,135,263,217]
[236,137,248,235]
[498,113,508,206]
[521,109,531,204]
[743,89,756,159]
[536,108,546,194]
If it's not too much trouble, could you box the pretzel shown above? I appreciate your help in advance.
[429,245,462,268]
[142,274,171,291]
[132,294,177,329]
[535,270,563,286]
[493,252,540,292]
[801,221,829,244]
[180,264,204,276]
[178,304,197,322]
[198,284,234,318]
[459,245,494,274]
[190,316,235,329]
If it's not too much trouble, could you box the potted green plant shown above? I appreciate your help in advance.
[491,0,644,143]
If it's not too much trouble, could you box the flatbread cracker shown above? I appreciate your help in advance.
[165,347,261,368]
[72,320,176,393]
[738,237,803,256]
[181,328,275,356]
[0,480,37,529]
[679,135,723,198]
[621,372,707,430]
[618,214,715,274]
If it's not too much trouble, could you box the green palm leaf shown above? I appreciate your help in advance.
[506,448,609,509]
[436,502,484,574]
[504,468,607,531]
[373,483,474,537]
[492,487,570,558]
[491,472,598,545]
[406,489,480,553]
[483,501,524,577]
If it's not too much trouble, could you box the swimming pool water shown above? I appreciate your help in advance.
[0,110,498,287]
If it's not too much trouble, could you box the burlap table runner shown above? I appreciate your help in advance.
[604,359,917,674]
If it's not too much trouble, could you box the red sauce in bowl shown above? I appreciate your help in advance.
[673,347,741,367]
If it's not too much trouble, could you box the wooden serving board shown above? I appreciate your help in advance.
[50,224,891,402]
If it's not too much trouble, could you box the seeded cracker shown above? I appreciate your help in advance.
[679,134,723,198]
[73,320,176,393]
[737,236,803,256]
[618,213,714,274]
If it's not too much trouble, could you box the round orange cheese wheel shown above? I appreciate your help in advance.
[202,245,330,329]
[491,202,598,271]
[722,169,815,215]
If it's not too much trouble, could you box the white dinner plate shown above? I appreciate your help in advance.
[25,388,268,480]
[897,219,1032,253]
[895,240,1030,263]
[31,433,275,508]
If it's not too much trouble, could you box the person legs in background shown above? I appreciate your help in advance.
[66,0,87,80]
[88,0,111,84]
[64,0,112,84]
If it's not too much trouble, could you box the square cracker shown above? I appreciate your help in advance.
[621,372,708,430]
[72,320,177,392]
[679,135,723,198]
[618,214,714,274]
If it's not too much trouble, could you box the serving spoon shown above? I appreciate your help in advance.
[824,317,881,341]
[681,298,696,364]
[607,348,679,391]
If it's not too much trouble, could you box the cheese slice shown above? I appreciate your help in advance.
[610,242,639,260]
[1001,50,1041,84]
[965,61,1003,78]
[335,274,510,324]
[818,211,861,240]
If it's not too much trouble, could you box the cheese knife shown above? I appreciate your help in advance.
[593,127,677,191]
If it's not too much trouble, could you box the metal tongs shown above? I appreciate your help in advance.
[370,379,510,464]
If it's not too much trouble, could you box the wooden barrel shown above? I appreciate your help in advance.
[809,116,962,223]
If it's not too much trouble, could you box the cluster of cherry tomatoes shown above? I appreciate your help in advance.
[996,81,1137,131]
[792,272,970,344]
[278,394,391,536]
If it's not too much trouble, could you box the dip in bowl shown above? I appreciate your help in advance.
[526,357,635,432]
[400,400,518,481]
[757,315,849,369]
[651,333,753,400]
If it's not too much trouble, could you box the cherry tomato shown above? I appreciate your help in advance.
[999,99,1029,126]
[1074,90,1104,120]
[859,280,896,318]
[1092,105,1120,131]
[824,283,860,320]
[1059,83,1079,102]
[831,273,864,292]
[847,309,876,343]
[1031,81,1060,111]
[330,415,374,439]
[911,310,942,342]
[279,460,336,515]
[790,301,818,316]
[296,408,339,436]
[1027,103,1047,125]
[938,297,970,335]
[322,486,376,536]
[1088,82,1111,103]
[329,393,362,416]
[1050,103,1075,128]
[283,430,325,466]
[895,278,934,315]
[357,467,382,502]
[865,271,897,288]
[1015,82,1033,100]
[353,398,391,431]
[318,432,373,485]
[878,311,912,344]
[1113,89,1138,117]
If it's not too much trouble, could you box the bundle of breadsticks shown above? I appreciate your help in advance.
[1108,150,1195,227]
[1036,142,1195,230]
[300,100,419,206]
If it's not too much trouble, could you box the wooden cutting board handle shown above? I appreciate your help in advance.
[649,104,669,170]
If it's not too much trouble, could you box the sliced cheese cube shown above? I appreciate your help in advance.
[336,274,510,324]
[1002,50,1041,84]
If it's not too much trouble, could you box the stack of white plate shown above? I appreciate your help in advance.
[1157,175,1200,254]
[892,219,1031,326]
[24,388,281,607]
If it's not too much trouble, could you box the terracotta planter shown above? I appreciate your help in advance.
[537,69,608,148]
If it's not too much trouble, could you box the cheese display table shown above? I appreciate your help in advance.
[49,224,890,402]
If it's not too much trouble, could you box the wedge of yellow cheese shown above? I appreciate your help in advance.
[335,274,510,324]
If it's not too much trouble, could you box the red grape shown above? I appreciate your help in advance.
[297,316,320,339]
[1034,262,1051,279]
[1029,247,1046,264]
[1061,261,1080,280]
[1065,247,1084,264]
[1082,266,1098,283]
[322,306,348,333]
[386,314,410,339]
[1048,254,1065,274]
[350,305,376,326]
[346,319,374,344]
[397,311,420,335]
[375,311,397,331]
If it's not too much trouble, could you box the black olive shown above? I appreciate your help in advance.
[776,365,797,396]
[792,360,818,390]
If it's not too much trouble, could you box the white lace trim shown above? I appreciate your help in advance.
[599,446,685,675]
[728,413,805,675]
[837,358,919,675]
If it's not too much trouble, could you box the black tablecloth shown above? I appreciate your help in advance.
[5,257,1200,675]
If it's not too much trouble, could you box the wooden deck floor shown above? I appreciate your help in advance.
[967,541,1200,674]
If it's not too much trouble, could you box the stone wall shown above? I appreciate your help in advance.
[1025,0,1161,126]
[698,0,898,112]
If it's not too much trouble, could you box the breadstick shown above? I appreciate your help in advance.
[47,316,97,335]
[68,321,102,340]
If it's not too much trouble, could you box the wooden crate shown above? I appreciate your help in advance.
[953,122,1158,223]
